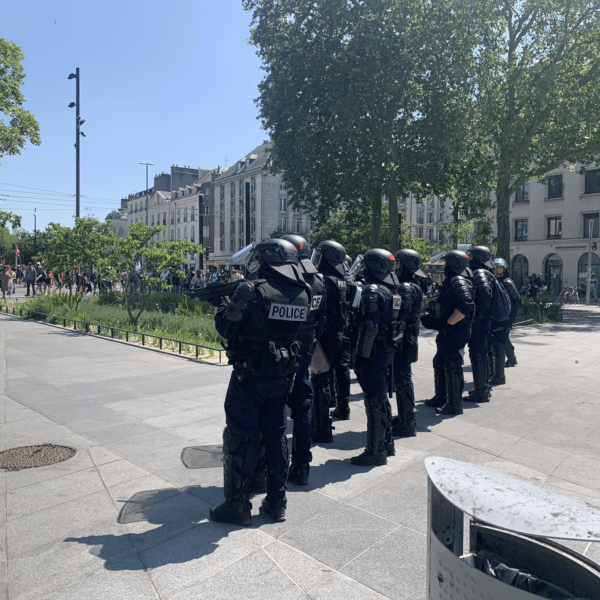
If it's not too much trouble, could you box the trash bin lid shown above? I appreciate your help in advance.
[425,457,600,541]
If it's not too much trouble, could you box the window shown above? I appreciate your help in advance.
[230,219,236,235]
[547,175,563,199]
[516,182,529,202]
[177,228,181,239]
[220,202,225,216]
[205,187,210,196]
[239,199,244,215]
[438,229,444,242]
[190,226,195,242]
[438,212,444,222]
[230,239,235,251]
[220,222,225,237]
[163,212,166,226]
[230,183,235,198]
[239,219,244,234]
[239,180,244,196]
[417,211,424,224]
[151,215,154,226]
[220,240,225,251]
[230,201,235,215]
[428,198,434,208]
[280,179,286,192]
[511,255,529,291]
[183,226,187,240]
[251,177,256,193]
[280,197,287,212]
[515,219,528,241]
[280,218,287,232]
[251,196,256,213]
[427,212,434,224]
[220,186,225,200]
[170,229,174,241]
[294,219,301,233]
[584,213,599,238]
[135,202,138,213]
[438,199,444,209]
[239,239,244,250]
[191,207,195,221]
[417,227,423,238]
[251,217,256,233]
[170,213,174,225]
[203,226,209,238]
[177,209,181,223]
[584,169,600,195]
[428,228,435,241]
[183,207,188,222]
[547,216,562,239]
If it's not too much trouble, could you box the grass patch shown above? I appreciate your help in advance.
[17,293,224,349]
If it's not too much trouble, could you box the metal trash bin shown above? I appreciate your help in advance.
[426,457,600,599]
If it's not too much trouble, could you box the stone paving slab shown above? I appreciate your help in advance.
[0,305,599,598]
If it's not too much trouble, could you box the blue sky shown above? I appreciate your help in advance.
[1,0,265,232]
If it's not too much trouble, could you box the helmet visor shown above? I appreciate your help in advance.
[232,243,261,273]
[310,248,323,268]
[348,254,364,279]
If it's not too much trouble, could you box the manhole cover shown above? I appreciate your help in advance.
[0,444,76,472]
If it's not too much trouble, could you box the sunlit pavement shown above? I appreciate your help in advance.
[0,304,599,599]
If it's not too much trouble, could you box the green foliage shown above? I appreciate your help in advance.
[517,297,563,324]
[13,228,50,265]
[19,294,223,347]
[308,202,430,262]
[0,38,41,162]
[243,0,483,253]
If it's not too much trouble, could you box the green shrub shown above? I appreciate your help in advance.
[517,297,563,324]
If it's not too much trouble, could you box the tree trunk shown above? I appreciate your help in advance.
[371,192,382,248]
[452,204,460,248]
[388,184,399,254]
[495,184,511,261]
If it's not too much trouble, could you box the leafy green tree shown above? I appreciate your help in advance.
[13,228,50,265]
[0,38,41,162]
[462,0,600,259]
[243,0,481,253]
[108,222,199,326]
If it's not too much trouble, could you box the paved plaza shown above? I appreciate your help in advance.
[0,306,599,599]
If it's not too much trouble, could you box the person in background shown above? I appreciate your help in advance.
[1,267,10,301]
[24,264,37,296]
[10,267,16,295]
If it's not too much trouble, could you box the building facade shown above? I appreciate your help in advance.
[509,165,600,293]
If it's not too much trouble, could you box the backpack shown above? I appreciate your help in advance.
[489,276,511,321]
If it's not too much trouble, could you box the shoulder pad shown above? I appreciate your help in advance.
[314,273,324,282]
[236,281,256,300]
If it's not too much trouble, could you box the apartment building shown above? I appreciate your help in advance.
[213,142,315,263]
[509,165,600,293]
[401,193,454,245]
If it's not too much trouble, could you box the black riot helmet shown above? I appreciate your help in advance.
[469,246,495,270]
[256,238,303,283]
[311,240,347,277]
[280,234,317,274]
[444,250,470,277]
[394,249,426,278]
[363,248,399,286]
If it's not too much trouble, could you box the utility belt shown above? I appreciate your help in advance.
[232,337,301,380]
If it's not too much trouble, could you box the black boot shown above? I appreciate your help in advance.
[331,402,350,420]
[351,395,388,466]
[505,341,517,367]
[465,353,490,403]
[391,386,417,437]
[289,462,310,485]
[436,361,464,416]
[210,427,252,526]
[490,344,506,386]
[312,382,334,443]
[262,464,289,522]
[424,366,446,408]
[488,349,495,383]
[261,495,287,522]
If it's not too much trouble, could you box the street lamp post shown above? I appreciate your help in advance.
[34,208,37,256]
[198,194,205,270]
[586,227,593,306]
[68,68,85,218]
[140,162,154,226]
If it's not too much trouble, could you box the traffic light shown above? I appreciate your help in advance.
[205,246,211,260]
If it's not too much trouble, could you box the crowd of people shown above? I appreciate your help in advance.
[207,236,521,526]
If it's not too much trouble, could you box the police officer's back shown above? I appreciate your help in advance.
[392,249,425,437]
[311,240,348,443]
[351,249,403,466]
[210,239,309,526]
[466,246,495,403]
[280,234,326,485]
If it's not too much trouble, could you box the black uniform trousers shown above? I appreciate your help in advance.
[286,351,313,466]
[433,324,470,392]
[224,373,288,500]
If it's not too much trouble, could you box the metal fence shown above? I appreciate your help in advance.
[0,304,224,363]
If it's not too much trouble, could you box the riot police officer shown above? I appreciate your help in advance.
[311,240,349,443]
[210,239,309,526]
[491,258,521,386]
[392,249,424,437]
[280,234,327,485]
[422,251,475,416]
[351,249,403,466]
[465,246,495,403]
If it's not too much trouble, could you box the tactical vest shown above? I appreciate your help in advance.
[296,272,325,351]
[236,279,309,377]
[324,274,347,331]
[376,285,404,353]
